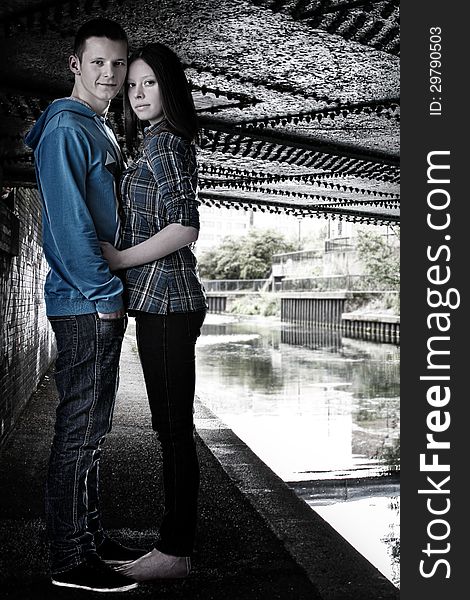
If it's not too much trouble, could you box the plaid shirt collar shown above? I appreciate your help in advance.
[143,118,169,137]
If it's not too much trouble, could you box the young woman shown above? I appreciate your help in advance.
[101,43,207,581]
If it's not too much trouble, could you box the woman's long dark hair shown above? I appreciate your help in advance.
[124,43,199,152]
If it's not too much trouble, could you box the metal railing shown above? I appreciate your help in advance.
[203,276,398,293]
[203,279,269,292]
[280,275,398,292]
[272,249,321,263]
[324,237,354,253]
[324,233,399,253]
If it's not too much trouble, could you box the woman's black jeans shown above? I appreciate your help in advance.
[134,309,206,557]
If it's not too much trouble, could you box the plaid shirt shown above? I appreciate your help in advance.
[120,122,207,314]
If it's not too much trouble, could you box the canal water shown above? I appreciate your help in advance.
[195,313,400,587]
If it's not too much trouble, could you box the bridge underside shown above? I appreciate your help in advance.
[0,0,400,225]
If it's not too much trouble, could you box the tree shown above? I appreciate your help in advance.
[198,228,295,279]
[355,229,400,289]
[196,247,219,279]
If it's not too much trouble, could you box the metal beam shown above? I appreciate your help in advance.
[200,116,399,167]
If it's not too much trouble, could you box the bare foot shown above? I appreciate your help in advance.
[115,548,190,581]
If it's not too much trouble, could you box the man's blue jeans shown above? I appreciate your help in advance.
[46,313,126,574]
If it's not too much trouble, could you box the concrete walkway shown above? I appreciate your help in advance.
[0,321,399,599]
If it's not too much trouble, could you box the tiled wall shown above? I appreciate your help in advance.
[0,187,55,449]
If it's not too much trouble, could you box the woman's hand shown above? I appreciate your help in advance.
[100,241,124,271]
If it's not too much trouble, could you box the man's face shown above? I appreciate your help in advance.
[70,36,127,113]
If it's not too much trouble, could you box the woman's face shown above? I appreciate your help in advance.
[127,58,164,125]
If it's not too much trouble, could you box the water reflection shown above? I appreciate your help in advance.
[198,316,399,479]
[196,314,400,587]
[281,323,343,352]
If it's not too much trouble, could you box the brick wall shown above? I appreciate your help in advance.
[0,187,55,449]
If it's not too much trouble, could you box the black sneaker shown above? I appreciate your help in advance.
[51,556,138,592]
[97,536,148,565]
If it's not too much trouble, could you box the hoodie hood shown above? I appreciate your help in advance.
[25,97,97,150]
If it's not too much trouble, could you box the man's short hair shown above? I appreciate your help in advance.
[74,17,128,59]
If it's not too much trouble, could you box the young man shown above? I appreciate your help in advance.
[26,18,145,593]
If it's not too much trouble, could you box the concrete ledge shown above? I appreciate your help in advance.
[342,312,400,324]
[279,291,351,299]
[195,399,399,600]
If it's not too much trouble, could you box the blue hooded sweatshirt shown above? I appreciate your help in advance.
[25,98,124,316]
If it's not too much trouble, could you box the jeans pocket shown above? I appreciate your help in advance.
[49,316,79,373]
[96,314,127,339]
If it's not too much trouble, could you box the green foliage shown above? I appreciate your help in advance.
[355,229,400,289]
[229,293,280,317]
[198,228,295,279]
